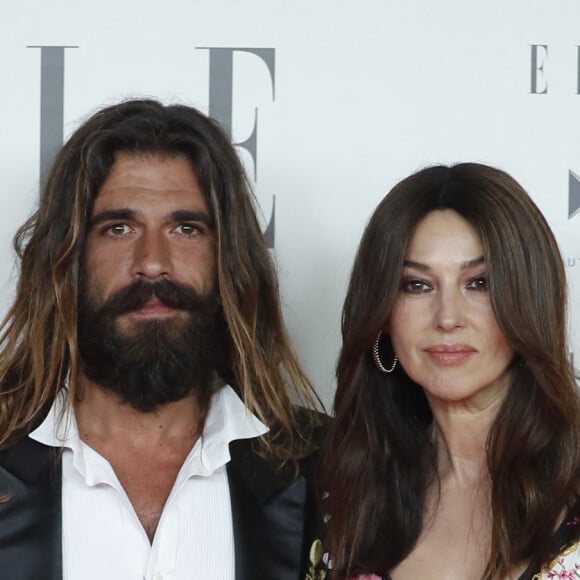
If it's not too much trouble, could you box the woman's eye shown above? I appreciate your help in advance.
[402,279,431,294]
[467,276,489,291]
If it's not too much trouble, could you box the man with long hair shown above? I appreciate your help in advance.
[0,99,322,579]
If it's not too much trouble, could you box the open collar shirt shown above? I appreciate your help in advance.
[29,385,268,580]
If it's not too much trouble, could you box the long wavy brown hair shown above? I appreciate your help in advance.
[321,163,580,579]
[0,99,320,464]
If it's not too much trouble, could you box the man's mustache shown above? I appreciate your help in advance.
[91,279,217,317]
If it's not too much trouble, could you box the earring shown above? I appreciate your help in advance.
[373,332,397,374]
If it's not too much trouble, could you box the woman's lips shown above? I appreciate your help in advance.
[423,344,477,365]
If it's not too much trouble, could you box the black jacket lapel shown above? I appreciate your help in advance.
[0,422,324,580]
[228,438,308,580]
[0,438,62,580]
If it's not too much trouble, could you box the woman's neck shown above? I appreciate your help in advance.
[427,390,505,486]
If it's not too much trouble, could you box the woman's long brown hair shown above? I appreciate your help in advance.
[321,163,580,578]
[0,99,321,466]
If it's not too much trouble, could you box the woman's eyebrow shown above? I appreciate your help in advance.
[403,256,485,271]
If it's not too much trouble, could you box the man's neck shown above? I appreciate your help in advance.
[73,375,204,541]
[73,375,203,450]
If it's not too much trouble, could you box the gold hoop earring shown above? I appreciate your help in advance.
[373,332,397,374]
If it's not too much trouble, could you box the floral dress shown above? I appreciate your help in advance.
[531,538,580,579]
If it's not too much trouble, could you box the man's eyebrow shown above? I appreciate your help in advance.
[90,208,135,226]
[403,256,485,271]
[170,209,214,228]
[89,208,214,228]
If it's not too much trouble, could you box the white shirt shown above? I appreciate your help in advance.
[29,385,268,580]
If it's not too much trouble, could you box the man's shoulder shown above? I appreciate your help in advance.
[226,406,328,500]
[295,405,329,452]
[0,437,60,490]
[0,438,62,579]
[294,406,329,434]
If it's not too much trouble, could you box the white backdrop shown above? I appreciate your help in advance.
[1,0,579,407]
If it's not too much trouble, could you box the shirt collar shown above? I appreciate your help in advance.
[189,383,269,476]
[29,385,269,480]
[29,389,78,448]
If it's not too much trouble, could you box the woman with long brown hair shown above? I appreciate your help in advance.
[321,163,580,579]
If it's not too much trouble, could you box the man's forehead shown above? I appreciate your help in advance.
[102,151,200,188]
[91,152,209,212]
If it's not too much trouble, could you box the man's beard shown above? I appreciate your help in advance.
[77,278,228,413]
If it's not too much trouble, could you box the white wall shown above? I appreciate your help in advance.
[1,0,578,408]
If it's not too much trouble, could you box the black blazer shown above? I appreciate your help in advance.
[0,436,323,580]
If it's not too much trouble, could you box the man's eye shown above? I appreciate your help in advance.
[467,276,488,292]
[175,223,201,236]
[401,279,431,294]
[106,223,131,236]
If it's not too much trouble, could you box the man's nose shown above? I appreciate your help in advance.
[131,230,171,280]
